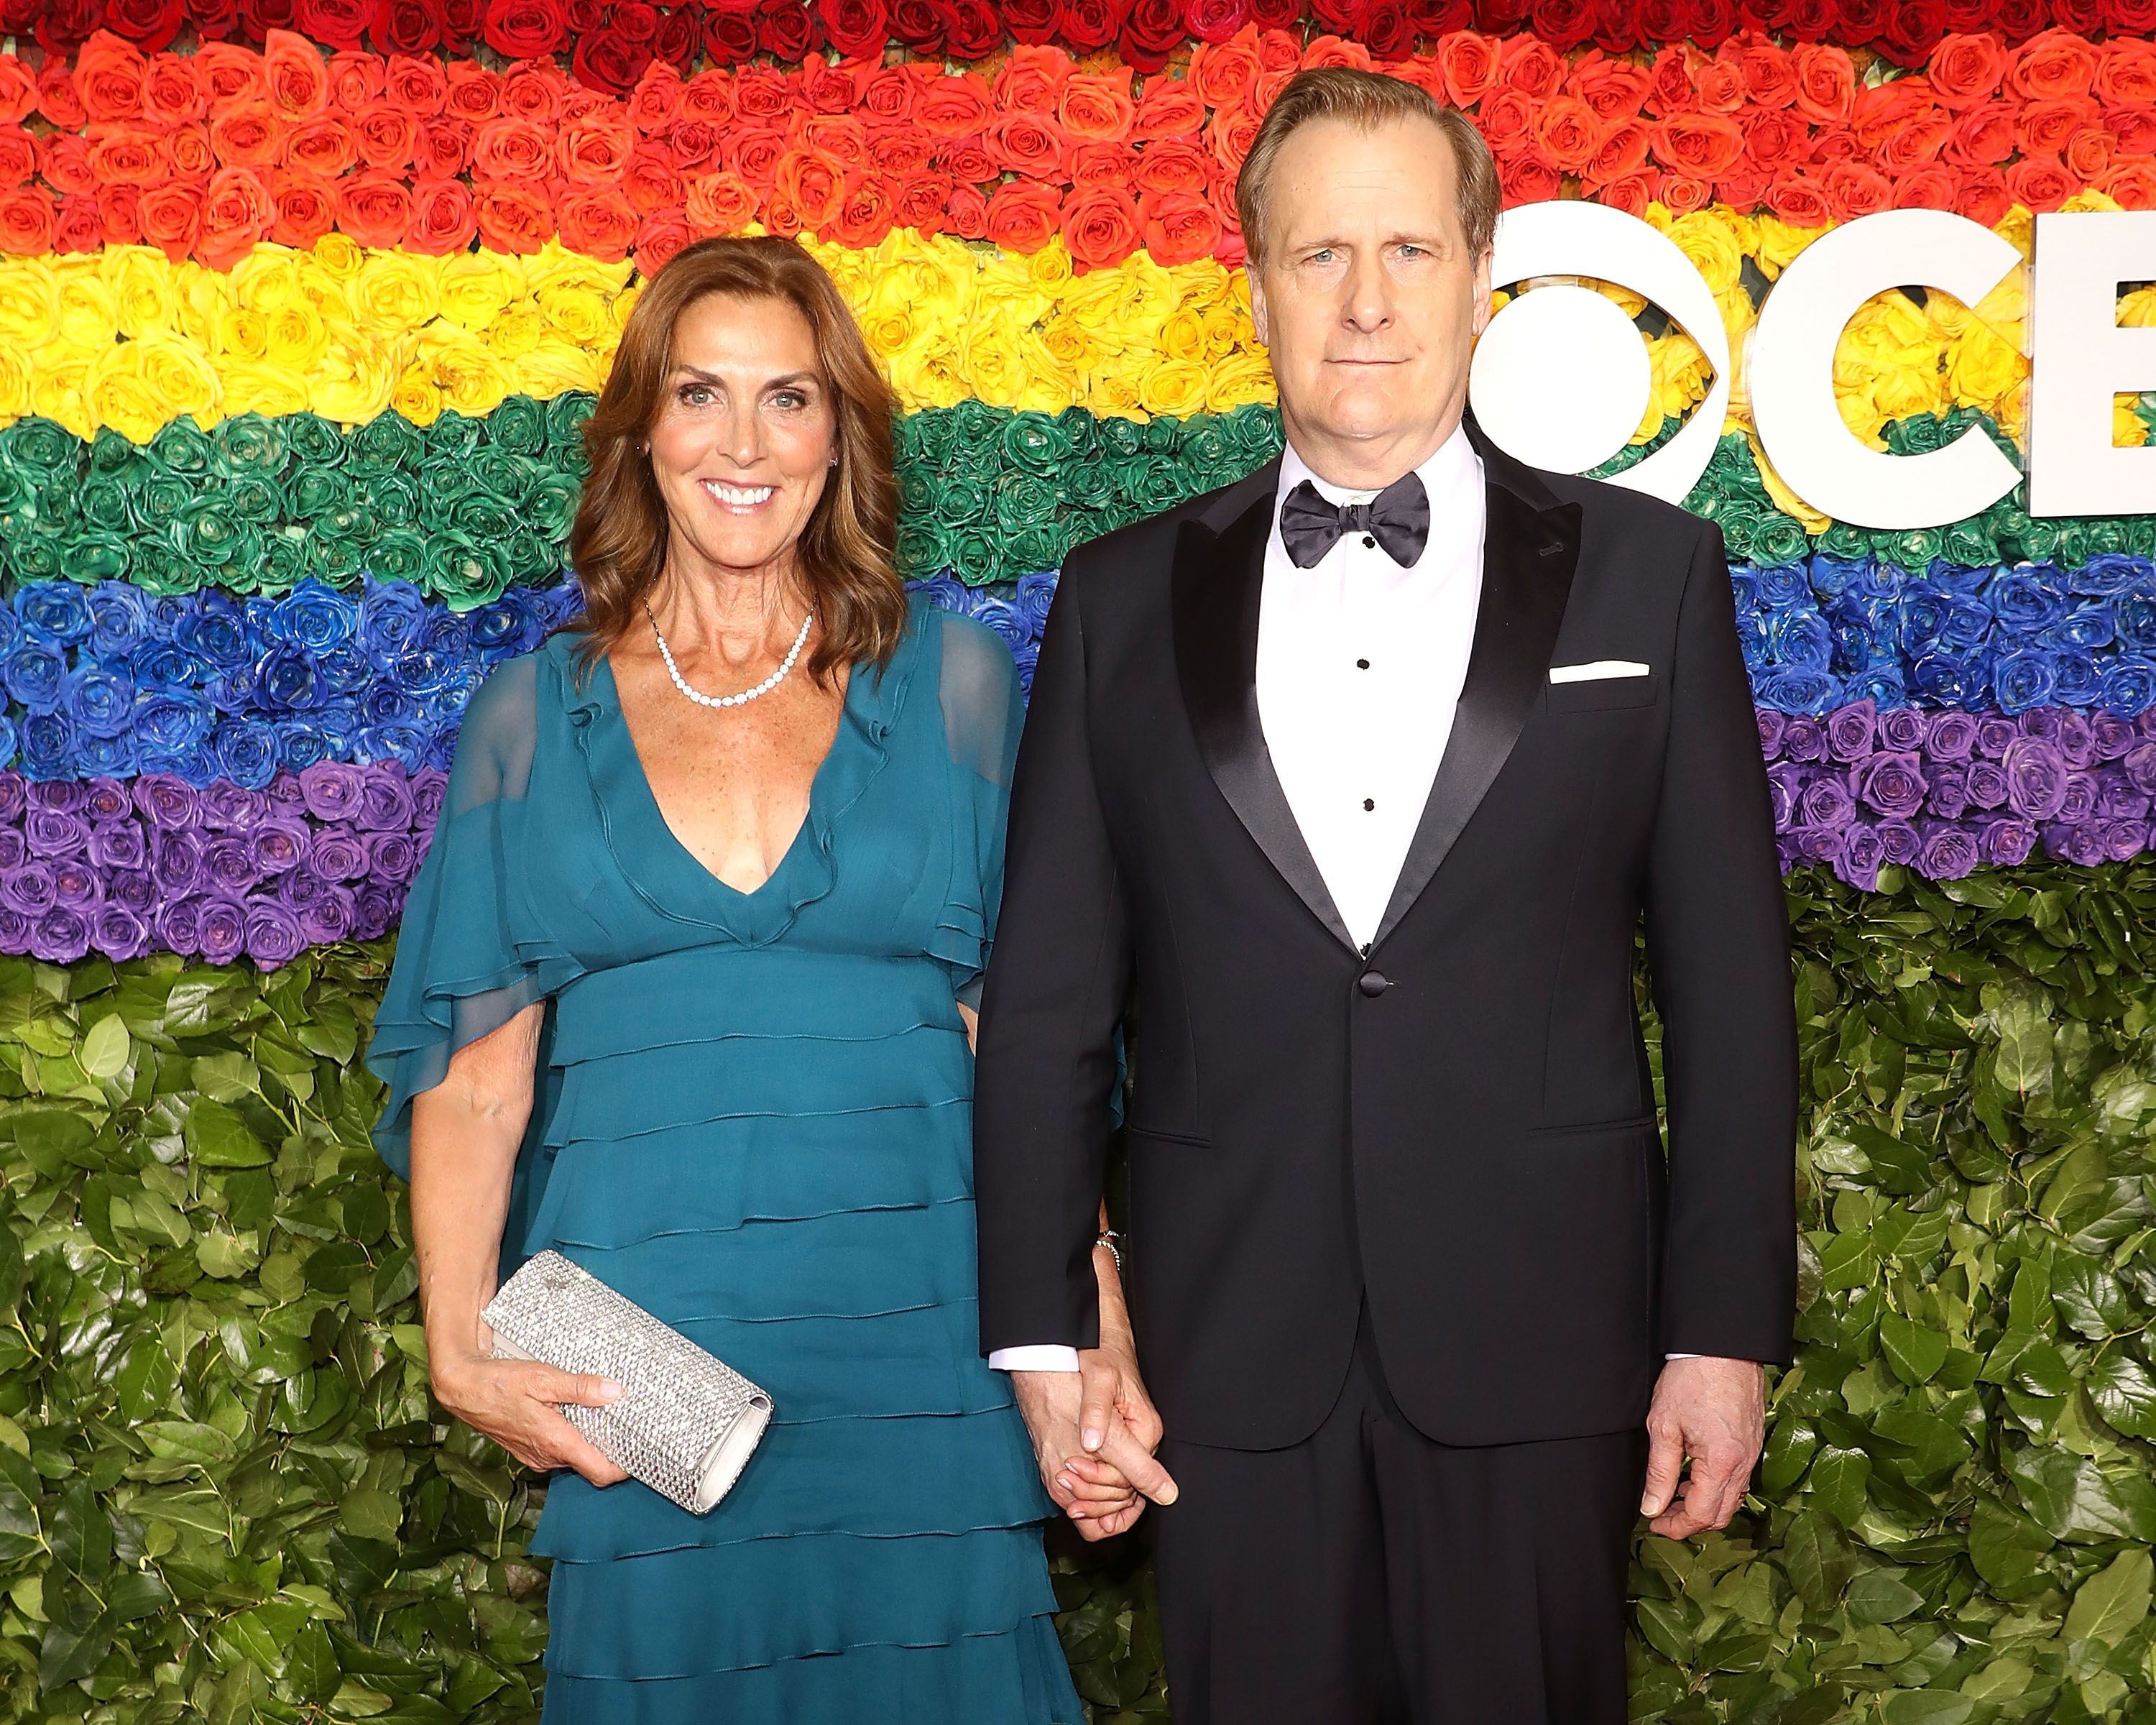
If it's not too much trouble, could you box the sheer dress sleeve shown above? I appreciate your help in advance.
[934,613,1026,1013]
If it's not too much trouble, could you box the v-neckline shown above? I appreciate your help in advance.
[596,653,853,903]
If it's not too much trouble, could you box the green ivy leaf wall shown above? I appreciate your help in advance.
[4,865,2156,1721]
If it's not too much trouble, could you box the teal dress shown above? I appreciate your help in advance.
[367,598,1082,1725]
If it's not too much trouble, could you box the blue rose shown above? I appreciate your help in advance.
[63,668,134,739]
[357,722,430,774]
[16,581,91,645]
[469,589,543,657]
[178,592,253,671]
[1754,668,1841,715]
[2068,553,2152,598]
[0,714,15,768]
[270,579,356,653]
[1726,569,1760,612]
[1989,567,2068,633]
[1927,561,1992,597]
[1897,584,1953,651]
[361,682,414,727]
[421,681,476,727]
[908,574,970,617]
[0,604,17,659]
[1845,666,1909,708]
[1994,649,2059,713]
[1014,571,1057,634]
[1755,564,1811,609]
[2041,604,2116,652]
[392,646,460,698]
[1828,617,1875,674]
[1938,597,1993,653]
[357,580,430,667]
[203,668,255,715]
[535,579,586,632]
[1909,648,1993,706]
[1766,609,1833,673]
[212,717,280,789]
[2117,594,2156,653]
[2055,651,2101,706]
[276,724,336,773]
[17,709,73,779]
[254,646,320,711]
[424,728,459,773]
[313,643,372,698]
[75,732,137,777]
[2,641,67,709]
[1734,607,1772,672]
[133,639,203,694]
[311,702,361,753]
[1806,553,1874,599]
[87,583,153,660]
[134,691,214,760]
[2099,656,2156,718]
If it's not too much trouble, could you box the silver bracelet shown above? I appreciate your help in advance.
[1094,1228,1124,1274]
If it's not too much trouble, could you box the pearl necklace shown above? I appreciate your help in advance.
[645,602,813,711]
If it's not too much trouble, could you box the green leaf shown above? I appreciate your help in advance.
[1989,985,2054,1096]
[1807,1445,1872,1528]
[0,1446,40,1566]
[1880,1694,1975,1725]
[1880,1313,1950,1386]
[135,1421,237,1469]
[285,1619,340,1706]
[1847,1123,1934,1196]
[1848,1568,1926,1624]
[183,1098,269,1169]
[2063,1548,2152,1647]
[48,1479,109,1581]
[106,1570,172,1622]
[2007,1447,2156,1543]
[1969,1494,2054,1593]
[191,1052,262,1103]
[37,1597,114,1693]
[77,1014,129,1080]
[1782,1511,1855,1611]
[2086,1351,2156,1440]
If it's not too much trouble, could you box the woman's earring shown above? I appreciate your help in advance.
[828,451,839,467]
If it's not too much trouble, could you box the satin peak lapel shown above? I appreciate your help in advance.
[1369,459,1582,951]
[1171,484,1357,952]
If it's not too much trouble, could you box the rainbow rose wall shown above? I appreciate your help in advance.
[1,0,2155,1716]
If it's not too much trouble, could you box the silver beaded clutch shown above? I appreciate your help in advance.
[481,1250,774,1514]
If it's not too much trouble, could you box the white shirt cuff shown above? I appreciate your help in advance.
[988,1346,1082,1373]
[1665,1353,1702,1361]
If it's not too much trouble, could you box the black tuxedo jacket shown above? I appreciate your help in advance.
[973,427,1798,1452]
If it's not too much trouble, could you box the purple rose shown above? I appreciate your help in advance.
[132,775,198,831]
[1835,822,1884,891]
[1879,820,1923,865]
[2004,737,2071,820]
[2104,819,2149,862]
[1826,701,1879,763]
[2093,713,2138,761]
[1783,717,1828,763]
[27,781,83,815]
[2126,743,2156,797]
[0,832,24,873]
[2060,773,2100,824]
[412,770,448,827]
[81,778,130,822]
[297,883,357,945]
[91,904,149,962]
[28,906,90,963]
[201,836,259,896]
[2140,707,2156,740]
[356,772,415,834]
[277,866,325,911]
[1876,707,1929,753]
[311,829,367,881]
[354,882,400,939]
[2045,823,2108,867]
[1800,775,1856,832]
[1926,711,1978,763]
[264,774,306,812]
[195,898,248,965]
[88,822,144,871]
[50,860,100,910]
[1927,765,1970,821]
[251,821,309,875]
[0,906,27,949]
[1966,760,2011,809]
[24,808,87,858]
[200,783,270,831]
[1979,816,2036,867]
[365,832,419,885]
[1856,752,1928,819]
[244,901,305,969]
[1918,822,1978,880]
[155,897,203,957]
[151,829,204,894]
[2022,708,2064,743]
[2057,712,2096,768]
[109,870,155,915]
[2097,770,2151,821]
[0,776,21,824]
[1765,764,1804,832]
[1756,709,1787,762]
[1791,826,1846,865]
[1,862,55,917]
[298,761,366,822]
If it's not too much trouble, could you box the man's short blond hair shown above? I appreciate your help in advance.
[1234,68,1501,273]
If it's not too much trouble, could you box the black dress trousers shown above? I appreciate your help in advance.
[1151,1307,1649,1725]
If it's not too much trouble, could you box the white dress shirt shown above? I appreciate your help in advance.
[988,428,1486,1376]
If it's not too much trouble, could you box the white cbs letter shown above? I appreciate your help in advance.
[1749,209,2022,530]
[2028,210,2156,518]
[1468,201,1729,507]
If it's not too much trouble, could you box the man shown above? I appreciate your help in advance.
[974,68,1797,1724]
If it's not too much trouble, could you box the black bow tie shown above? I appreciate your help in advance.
[1279,471,1431,570]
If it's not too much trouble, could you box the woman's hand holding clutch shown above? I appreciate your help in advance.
[431,1330,632,1489]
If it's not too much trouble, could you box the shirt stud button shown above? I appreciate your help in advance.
[1356,658,1370,670]
[1363,798,1376,811]
[1361,535,1376,549]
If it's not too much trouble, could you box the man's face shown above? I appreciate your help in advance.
[1248,115,1493,487]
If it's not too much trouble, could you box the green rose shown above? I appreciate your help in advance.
[1097,417,1146,461]
[505,529,558,584]
[1062,459,1118,512]
[895,520,946,579]
[946,527,1002,586]
[1938,520,1998,567]
[351,410,422,474]
[1140,416,1181,456]
[896,467,937,519]
[176,507,249,571]
[1053,406,1100,464]
[1815,521,1871,561]
[260,530,308,591]
[486,394,548,459]
[426,413,486,466]
[79,479,137,535]
[1751,515,1812,569]
[528,474,583,546]
[2051,523,2091,569]
[6,533,60,581]
[905,410,956,470]
[1178,418,1236,477]
[129,536,196,594]
[947,398,1000,448]
[307,535,366,584]
[426,533,511,608]
[364,526,429,581]
[2127,518,2156,559]
[2017,518,2065,564]
[999,412,1069,475]
[284,413,345,471]
[992,473,1059,535]
[138,473,197,530]
[1885,413,1948,458]
[938,476,990,526]
[213,413,288,480]
[449,494,519,543]
[287,469,352,521]
[1130,456,1199,517]
[545,392,596,458]
[468,449,538,510]
[1,416,81,485]
[68,528,134,584]
[144,418,215,482]
[1006,525,1066,576]
[224,473,287,525]
[357,470,422,530]
[2081,518,2129,558]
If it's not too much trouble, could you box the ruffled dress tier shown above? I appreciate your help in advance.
[367,599,1080,1725]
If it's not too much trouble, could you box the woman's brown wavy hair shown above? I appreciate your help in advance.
[568,236,906,685]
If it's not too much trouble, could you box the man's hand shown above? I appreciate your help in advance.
[1013,1361,1178,1542]
[1641,1356,1765,1537]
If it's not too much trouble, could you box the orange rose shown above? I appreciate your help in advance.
[500,60,568,124]
[335,172,412,247]
[1595,169,1657,218]
[1135,79,1204,141]
[264,30,330,122]
[824,175,893,249]
[1060,70,1137,142]
[37,134,95,197]
[686,170,757,236]
[665,116,722,171]
[0,186,52,255]
[96,183,142,244]
[2008,29,2099,104]
[1301,35,1373,71]
[1141,188,1221,266]
[471,115,553,180]
[1790,44,1856,125]
[1958,166,2012,227]
[1651,112,1746,179]
[1928,32,2007,109]
[326,51,383,114]
[557,188,637,260]
[1135,138,1214,196]
[1255,26,1302,70]
[624,63,682,133]
[1738,40,1797,110]
[1659,172,1712,214]
[916,73,992,138]
[1741,107,1809,175]
[984,178,1060,252]
[1851,78,1936,152]
[984,111,1064,177]
[1496,150,1561,205]
[868,124,934,175]
[1588,118,1651,182]
[198,164,272,266]
[1186,34,1253,111]
[137,180,203,262]
[734,67,793,121]
[1695,53,1744,115]
[1764,172,1830,225]
[946,183,988,242]
[1476,88,1534,152]
[475,180,553,253]
[2098,158,2156,210]
[1248,66,1297,119]
[36,63,86,131]
[2108,106,2156,157]
[860,67,914,125]
[170,124,213,180]
[1499,36,1565,98]
[1642,45,1692,118]
[996,42,1074,114]
[2095,42,2156,108]
[1533,96,1603,175]
[678,68,738,128]
[1434,30,1503,107]
[1811,129,1858,165]
[1070,141,1131,184]
[352,101,418,173]
[633,209,694,275]
[195,43,267,106]
[88,131,172,188]
[444,62,502,123]
[1876,110,1953,174]
[1889,163,1961,211]
[800,59,863,116]
[54,194,101,252]
[1944,101,2017,167]
[0,55,35,129]
[560,111,634,185]
[1060,183,1138,273]
[269,167,337,244]
[75,30,147,123]
[803,114,868,167]
[283,114,358,178]
[937,134,997,185]
[2016,97,2087,160]
[1205,104,1261,174]
[761,189,802,238]
[2065,128,2116,182]
[1570,55,1653,121]
[0,125,32,188]
[142,52,207,126]
[1822,161,1892,221]
[894,172,955,236]
[623,141,683,213]
[773,147,845,230]
[408,176,476,254]
[385,55,448,118]
[416,116,472,178]
[2004,155,2074,212]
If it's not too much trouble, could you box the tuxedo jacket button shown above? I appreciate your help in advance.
[1358,970,1389,997]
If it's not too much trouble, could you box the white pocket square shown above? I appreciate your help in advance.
[1549,661,1651,684]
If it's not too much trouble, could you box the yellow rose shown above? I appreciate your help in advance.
[612,280,641,336]
[1994,206,2035,262]
[1751,216,1816,282]
[214,305,270,362]
[886,332,967,411]
[175,270,229,350]
[54,266,119,353]
[1015,326,1082,412]
[30,355,91,439]
[1948,321,2029,434]
[220,359,313,421]
[437,253,525,333]
[1026,241,1075,297]
[1199,346,1276,414]
[101,245,181,341]
[2062,188,2121,216]
[2118,286,2156,330]
[0,261,59,349]
[84,346,173,445]
[0,346,27,421]
[487,301,545,362]
[515,341,609,400]
[536,283,613,350]
[264,297,331,373]
[1160,306,1210,365]
[1136,358,1210,420]
[855,302,916,361]
[1665,211,1744,300]
[390,376,443,427]
[310,232,367,282]
[1035,312,1095,379]
[524,239,632,299]
[231,246,310,313]
[960,323,1028,408]
[1199,304,1244,361]
[1647,331,1712,431]
[353,252,441,332]
[2115,396,2147,450]
[419,324,515,419]
[314,326,405,426]
[1089,367,1146,420]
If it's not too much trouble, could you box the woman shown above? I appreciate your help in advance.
[367,236,1149,1721]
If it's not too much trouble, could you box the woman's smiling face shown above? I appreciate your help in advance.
[648,291,838,583]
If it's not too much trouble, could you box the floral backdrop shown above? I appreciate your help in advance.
[1,1,2156,1720]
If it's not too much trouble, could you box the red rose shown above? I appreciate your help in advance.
[483,0,567,55]
[2098,159,2156,209]
[1248,0,1295,24]
[1943,99,2016,166]
[403,174,475,252]
[53,193,102,251]
[1651,111,1745,178]
[439,0,482,44]
[655,9,696,68]
[2015,96,2083,159]
[371,0,442,50]
[2005,154,2073,212]
[1436,31,1503,106]
[773,146,844,228]
[983,178,1057,249]
[1713,166,1772,205]
[558,188,637,259]
[945,181,987,239]
[1779,0,1838,39]
[415,115,471,175]
[1940,0,1990,26]
[0,124,34,188]
[816,0,885,55]
[188,0,239,34]
[622,139,683,211]
[264,167,331,243]
[1501,36,1564,97]
[572,27,650,95]
[1928,32,2007,109]
[1140,188,1220,264]
[1639,45,1690,118]
[1956,165,2011,225]
[38,133,96,194]
[1738,40,1797,108]
[1003,0,1059,37]
[628,208,688,274]
[984,113,1063,175]
[1533,94,1602,173]
[2051,0,2100,31]
[1740,107,1809,175]
[824,173,893,247]
[1069,140,1130,182]
[1593,169,1655,216]
[285,114,357,175]
[1989,0,2045,40]
[1119,0,1184,71]
[1529,0,1596,48]
[1789,42,1855,123]
[867,124,933,172]
[2010,29,2100,102]
[2106,0,2156,27]
[893,171,954,234]
[936,133,996,184]
[1059,0,1127,47]
[502,62,566,119]
[1685,0,1737,45]
[103,0,186,50]
[237,0,298,38]
[1187,0,1250,43]
[0,60,33,130]
[1876,110,1952,174]
[2108,105,2156,156]
[944,0,999,56]
[1889,163,1960,209]
[443,59,498,119]
[293,0,369,44]
[1764,171,1830,224]
[1061,182,1138,270]
[2065,127,2114,181]
[886,0,941,47]
[331,170,410,245]
[1876,0,1944,66]
[140,52,206,124]
[1363,0,1416,58]
[727,124,787,185]
[2096,42,2156,106]
[1820,161,1892,219]
[73,32,144,121]
[37,0,106,52]
[700,4,757,59]
[1474,0,1529,32]
[915,71,990,134]
[382,52,446,114]
[1496,149,1561,204]
[1571,54,1654,119]
[0,185,52,254]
